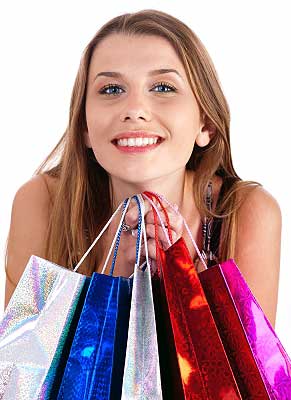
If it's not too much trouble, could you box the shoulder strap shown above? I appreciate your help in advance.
[208,179,228,264]
[202,177,234,267]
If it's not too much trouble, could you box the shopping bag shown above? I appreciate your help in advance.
[143,192,241,400]
[149,190,291,399]
[0,255,89,400]
[121,194,162,399]
[199,259,291,399]
[57,197,135,400]
[143,196,185,399]
[150,259,185,399]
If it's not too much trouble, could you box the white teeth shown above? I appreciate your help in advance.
[116,137,160,147]
[136,137,143,146]
[128,138,135,147]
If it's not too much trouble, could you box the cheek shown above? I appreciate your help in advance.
[85,111,110,147]
[170,113,198,145]
[173,138,196,166]
[166,107,198,162]
[166,98,200,133]
[85,96,109,131]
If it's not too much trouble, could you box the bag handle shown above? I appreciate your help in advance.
[136,193,150,271]
[141,193,172,275]
[144,192,172,242]
[73,197,131,273]
[143,192,172,248]
[126,194,150,279]
[142,191,208,270]
[105,194,146,276]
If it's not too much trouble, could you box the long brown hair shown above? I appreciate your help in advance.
[6,9,261,279]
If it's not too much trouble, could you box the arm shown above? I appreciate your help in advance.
[233,185,282,329]
[4,174,51,309]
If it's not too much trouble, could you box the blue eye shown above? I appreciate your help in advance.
[99,84,124,96]
[151,82,176,93]
[98,81,176,96]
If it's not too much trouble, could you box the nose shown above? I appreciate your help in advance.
[119,93,152,122]
[120,111,149,122]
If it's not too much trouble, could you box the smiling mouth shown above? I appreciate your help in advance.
[111,137,165,154]
[112,137,164,147]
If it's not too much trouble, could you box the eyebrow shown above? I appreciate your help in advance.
[94,68,182,81]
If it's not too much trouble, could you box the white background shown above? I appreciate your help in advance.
[1,1,290,353]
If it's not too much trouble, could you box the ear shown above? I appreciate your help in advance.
[84,131,92,148]
[195,115,216,147]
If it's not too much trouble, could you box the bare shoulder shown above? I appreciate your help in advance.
[4,174,55,308]
[234,184,282,327]
[235,183,282,266]
[236,184,282,224]
[10,173,58,220]
[15,173,53,205]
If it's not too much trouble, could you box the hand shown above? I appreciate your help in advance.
[123,197,184,265]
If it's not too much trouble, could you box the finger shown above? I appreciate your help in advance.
[145,223,180,249]
[141,238,159,260]
[145,208,167,226]
[145,201,178,223]
[145,208,184,235]
[124,240,146,265]
[124,197,153,228]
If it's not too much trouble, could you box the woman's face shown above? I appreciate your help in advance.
[85,33,209,185]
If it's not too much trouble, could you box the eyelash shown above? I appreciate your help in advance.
[98,81,177,96]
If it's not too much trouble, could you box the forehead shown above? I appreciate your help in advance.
[88,33,187,79]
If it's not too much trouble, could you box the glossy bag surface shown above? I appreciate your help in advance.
[121,194,162,399]
[0,255,88,400]
[143,191,241,399]
[57,198,134,400]
[151,272,185,399]
[146,190,291,400]
[58,196,154,400]
[200,259,291,400]
[57,273,133,400]
[157,237,242,399]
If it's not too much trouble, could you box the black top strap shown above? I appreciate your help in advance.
[202,177,235,267]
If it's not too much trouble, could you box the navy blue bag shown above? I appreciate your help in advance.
[57,196,143,400]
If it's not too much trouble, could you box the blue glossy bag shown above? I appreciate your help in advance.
[57,195,143,400]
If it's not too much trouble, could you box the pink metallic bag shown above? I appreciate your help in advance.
[199,260,291,399]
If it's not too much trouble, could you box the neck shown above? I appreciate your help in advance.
[109,168,195,215]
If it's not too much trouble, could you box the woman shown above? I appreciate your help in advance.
[4,9,281,329]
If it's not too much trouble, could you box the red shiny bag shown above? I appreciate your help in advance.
[143,192,242,400]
